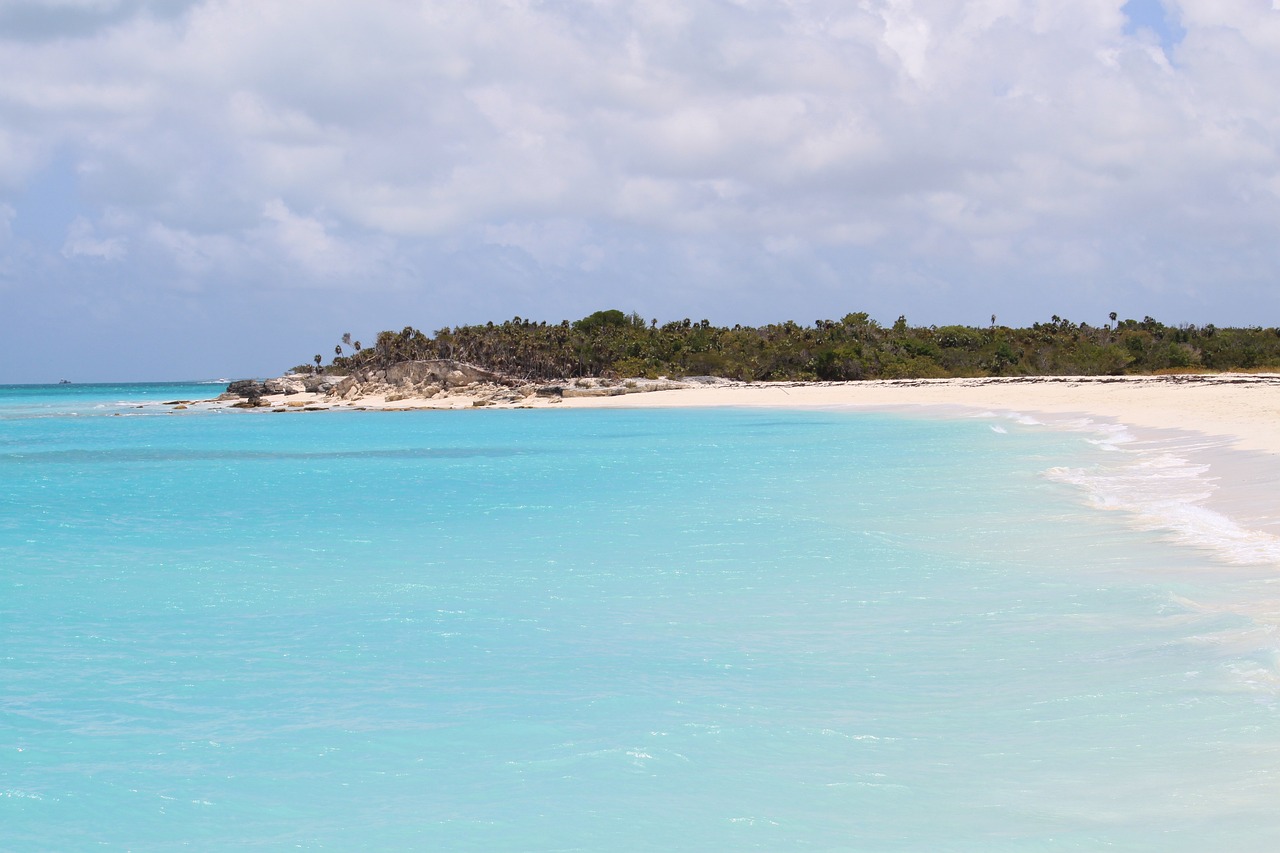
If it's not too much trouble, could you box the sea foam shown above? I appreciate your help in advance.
[1036,418,1280,567]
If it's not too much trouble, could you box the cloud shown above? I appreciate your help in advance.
[3,0,1280,379]
[253,197,397,282]
[61,214,126,260]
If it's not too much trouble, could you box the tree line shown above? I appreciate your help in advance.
[297,310,1280,381]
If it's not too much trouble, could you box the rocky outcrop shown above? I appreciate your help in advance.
[535,377,722,398]
[264,377,306,395]
[384,360,510,388]
[227,379,267,396]
[332,360,516,401]
[224,361,732,407]
[225,373,347,399]
[556,379,695,398]
[300,373,345,393]
[330,368,715,403]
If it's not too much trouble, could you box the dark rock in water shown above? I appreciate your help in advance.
[226,379,267,398]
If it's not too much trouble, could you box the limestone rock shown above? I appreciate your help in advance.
[379,360,509,390]
[321,359,517,401]
[333,376,359,398]
[264,377,307,395]
[301,373,345,393]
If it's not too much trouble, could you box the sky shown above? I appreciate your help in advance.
[2,0,1279,382]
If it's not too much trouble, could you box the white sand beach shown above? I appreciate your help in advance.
[558,375,1280,455]
[231,374,1280,455]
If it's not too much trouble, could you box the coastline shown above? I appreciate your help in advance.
[200,373,1280,454]
[554,375,1280,456]
[569,375,1280,568]
[193,373,1280,569]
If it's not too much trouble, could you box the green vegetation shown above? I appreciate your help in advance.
[301,312,1280,381]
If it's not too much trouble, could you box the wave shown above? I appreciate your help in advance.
[1037,420,1280,567]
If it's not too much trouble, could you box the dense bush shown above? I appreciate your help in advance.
[309,312,1280,381]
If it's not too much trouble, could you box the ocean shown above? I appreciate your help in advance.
[3,382,1279,851]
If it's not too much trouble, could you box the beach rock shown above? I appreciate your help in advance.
[232,360,724,409]
[333,376,360,399]
[380,360,509,390]
[226,379,267,398]
[321,359,517,402]
[561,386,626,397]
[301,373,345,393]
[264,377,307,395]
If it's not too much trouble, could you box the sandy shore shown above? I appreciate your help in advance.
[559,375,1280,455]
[193,373,1280,566]
[209,374,1280,455]
[557,375,1280,563]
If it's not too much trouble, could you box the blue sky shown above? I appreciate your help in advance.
[2,0,1278,382]
[1122,0,1186,49]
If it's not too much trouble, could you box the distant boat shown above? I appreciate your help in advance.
[58,379,71,384]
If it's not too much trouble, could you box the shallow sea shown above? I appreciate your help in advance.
[3,382,1280,850]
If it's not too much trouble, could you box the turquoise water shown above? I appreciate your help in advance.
[3,384,1280,850]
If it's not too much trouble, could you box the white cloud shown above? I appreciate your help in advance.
[254,198,380,280]
[3,0,1280,378]
[61,215,126,260]
[145,220,236,277]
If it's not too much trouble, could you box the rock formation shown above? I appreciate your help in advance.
[331,360,514,400]
[222,360,732,408]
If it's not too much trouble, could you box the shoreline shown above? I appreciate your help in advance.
[555,375,1280,456]
[193,373,1280,569]
[565,375,1280,568]
[199,373,1280,454]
